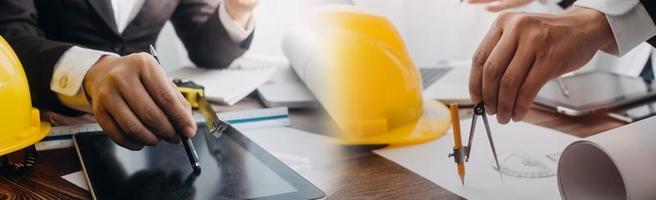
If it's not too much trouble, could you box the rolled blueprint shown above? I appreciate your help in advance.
[558,116,656,200]
[282,26,331,107]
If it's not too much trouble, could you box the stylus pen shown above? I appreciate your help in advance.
[557,77,570,97]
[149,45,201,173]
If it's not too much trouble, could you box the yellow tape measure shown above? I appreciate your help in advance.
[174,79,228,135]
[174,79,205,109]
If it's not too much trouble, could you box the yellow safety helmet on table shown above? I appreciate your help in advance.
[283,6,451,146]
[0,35,50,173]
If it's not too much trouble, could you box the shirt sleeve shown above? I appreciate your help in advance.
[50,46,118,112]
[576,0,656,56]
[218,2,255,43]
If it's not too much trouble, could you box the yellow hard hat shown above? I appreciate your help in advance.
[287,6,451,146]
[0,35,50,157]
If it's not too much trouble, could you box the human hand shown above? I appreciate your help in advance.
[84,53,197,150]
[469,7,615,124]
[224,0,260,28]
[465,0,535,12]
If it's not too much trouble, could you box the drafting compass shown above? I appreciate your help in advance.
[449,102,503,184]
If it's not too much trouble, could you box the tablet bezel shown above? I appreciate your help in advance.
[534,71,656,116]
[73,124,325,200]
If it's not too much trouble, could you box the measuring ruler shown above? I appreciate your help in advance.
[36,107,290,151]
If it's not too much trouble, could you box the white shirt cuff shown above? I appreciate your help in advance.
[576,1,656,56]
[219,2,255,43]
[51,46,117,96]
[575,0,639,15]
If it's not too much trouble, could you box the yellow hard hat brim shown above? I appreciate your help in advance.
[0,121,50,156]
[0,35,52,156]
[338,100,451,146]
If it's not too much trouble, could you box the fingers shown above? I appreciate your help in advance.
[466,0,499,3]
[176,91,196,138]
[481,27,518,115]
[470,19,504,105]
[137,53,197,138]
[513,58,552,121]
[466,0,533,12]
[104,92,160,146]
[486,2,515,12]
[496,44,535,124]
[88,53,197,147]
[117,77,180,143]
[94,106,144,150]
[170,81,197,138]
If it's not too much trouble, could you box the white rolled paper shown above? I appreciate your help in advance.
[281,26,332,109]
[558,116,656,200]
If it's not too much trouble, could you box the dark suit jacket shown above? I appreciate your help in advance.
[641,0,656,45]
[0,0,254,116]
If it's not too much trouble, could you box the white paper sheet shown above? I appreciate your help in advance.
[241,126,342,173]
[62,171,89,191]
[558,116,656,200]
[374,119,578,200]
[168,63,277,106]
[240,126,344,193]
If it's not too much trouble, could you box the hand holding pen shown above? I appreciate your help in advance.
[83,47,198,150]
[150,45,202,172]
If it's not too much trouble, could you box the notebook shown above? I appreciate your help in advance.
[169,64,277,105]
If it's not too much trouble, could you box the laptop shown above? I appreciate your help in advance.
[422,60,473,106]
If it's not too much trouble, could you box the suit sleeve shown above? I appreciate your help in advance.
[0,0,82,116]
[640,0,656,46]
[558,0,576,9]
[170,0,254,69]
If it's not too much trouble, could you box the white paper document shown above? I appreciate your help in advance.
[240,126,341,173]
[240,126,343,192]
[169,61,277,105]
[374,119,578,200]
[62,171,89,191]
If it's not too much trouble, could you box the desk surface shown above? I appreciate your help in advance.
[0,97,624,199]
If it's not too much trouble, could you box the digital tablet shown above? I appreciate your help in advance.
[535,71,656,116]
[608,99,656,123]
[73,124,325,200]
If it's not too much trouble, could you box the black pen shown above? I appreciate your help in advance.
[149,45,201,173]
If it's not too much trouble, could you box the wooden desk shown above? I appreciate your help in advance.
[0,98,625,199]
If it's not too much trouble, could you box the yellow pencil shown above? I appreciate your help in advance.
[449,103,466,185]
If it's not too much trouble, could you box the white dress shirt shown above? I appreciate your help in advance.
[51,1,254,112]
[111,0,144,33]
[576,0,656,56]
[572,0,656,79]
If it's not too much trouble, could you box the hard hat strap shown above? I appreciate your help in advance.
[0,145,37,175]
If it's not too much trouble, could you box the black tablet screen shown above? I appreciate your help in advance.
[75,125,323,200]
